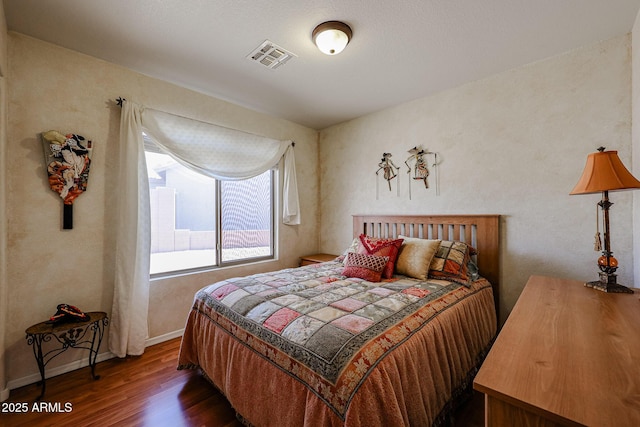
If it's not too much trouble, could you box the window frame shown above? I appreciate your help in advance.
[144,136,276,278]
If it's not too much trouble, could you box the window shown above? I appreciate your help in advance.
[145,144,274,276]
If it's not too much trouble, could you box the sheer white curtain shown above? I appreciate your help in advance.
[110,102,300,357]
[141,108,300,224]
[110,101,151,357]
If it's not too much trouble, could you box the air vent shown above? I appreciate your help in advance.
[247,40,296,69]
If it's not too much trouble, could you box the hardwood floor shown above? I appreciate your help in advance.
[2,338,484,426]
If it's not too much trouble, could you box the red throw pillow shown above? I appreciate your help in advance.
[343,252,390,282]
[357,234,403,279]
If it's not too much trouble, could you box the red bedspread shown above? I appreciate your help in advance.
[178,261,496,426]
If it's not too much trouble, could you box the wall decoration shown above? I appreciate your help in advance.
[405,146,440,198]
[41,130,93,229]
[376,152,400,198]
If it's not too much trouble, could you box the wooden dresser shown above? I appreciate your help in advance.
[474,275,640,427]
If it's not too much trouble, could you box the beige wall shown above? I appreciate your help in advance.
[4,33,319,385]
[633,10,640,285]
[318,35,633,322]
[0,0,8,402]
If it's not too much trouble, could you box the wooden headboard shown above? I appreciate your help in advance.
[353,214,500,310]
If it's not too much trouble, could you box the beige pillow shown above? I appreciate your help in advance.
[395,237,441,280]
[341,237,360,265]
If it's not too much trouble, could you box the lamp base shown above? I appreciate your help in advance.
[585,272,634,293]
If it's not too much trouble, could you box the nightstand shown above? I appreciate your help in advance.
[299,253,338,266]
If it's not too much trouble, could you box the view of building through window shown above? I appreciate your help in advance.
[145,149,273,275]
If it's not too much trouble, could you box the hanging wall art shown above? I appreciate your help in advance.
[405,146,440,199]
[376,152,400,199]
[41,130,93,229]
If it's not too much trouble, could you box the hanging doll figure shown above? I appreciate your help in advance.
[405,146,429,188]
[376,152,399,191]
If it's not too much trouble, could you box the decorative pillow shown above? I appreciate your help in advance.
[395,237,441,280]
[428,240,475,286]
[341,237,360,265]
[357,234,404,279]
[343,252,390,282]
[467,257,480,282]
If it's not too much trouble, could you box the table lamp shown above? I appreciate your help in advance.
[570,147,640,293]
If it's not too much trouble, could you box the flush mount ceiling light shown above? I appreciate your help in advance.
[312,21,352,55]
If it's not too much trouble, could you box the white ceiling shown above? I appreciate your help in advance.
[5,0,640,130]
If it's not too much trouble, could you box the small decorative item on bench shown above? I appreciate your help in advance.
[41,130,93,229]
[46,303,90,324]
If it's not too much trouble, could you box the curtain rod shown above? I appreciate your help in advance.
[114,97,294,147]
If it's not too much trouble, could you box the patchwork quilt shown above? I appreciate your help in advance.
[183,260,494,419]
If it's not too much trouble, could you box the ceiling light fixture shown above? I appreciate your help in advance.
[312,21,352,55]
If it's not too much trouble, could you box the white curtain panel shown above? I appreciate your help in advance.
[282,144,300,225]
[141,108,300,225]
[110,102,301,356]
[110,101,151,358]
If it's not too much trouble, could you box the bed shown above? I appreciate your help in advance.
[178,214,500,426]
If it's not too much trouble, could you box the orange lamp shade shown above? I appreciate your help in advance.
[570,149,640,195]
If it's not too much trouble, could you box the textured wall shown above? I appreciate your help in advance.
[0,0,8,402]
[633,11,640,286]
[318,35,632,322]
[5,33,319,384]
